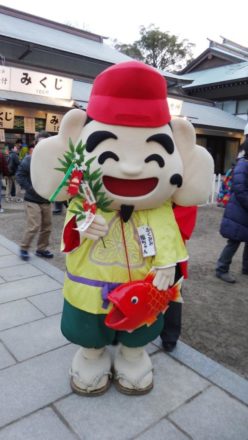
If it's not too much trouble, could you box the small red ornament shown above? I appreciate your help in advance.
[67,170,83,196]
[90,203,97,214]
[83,200,90,211]
[83,200,97,214]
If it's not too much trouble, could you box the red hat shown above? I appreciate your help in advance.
[87,61,171,128]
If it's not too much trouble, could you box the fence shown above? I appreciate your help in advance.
[205,173,222,205]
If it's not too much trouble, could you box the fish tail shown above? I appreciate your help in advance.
[170,277,184,303]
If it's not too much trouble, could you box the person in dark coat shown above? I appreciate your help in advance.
[216,139,248,283]
[0,149,9,213]
[16,131,54,261]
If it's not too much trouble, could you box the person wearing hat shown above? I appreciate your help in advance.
[31,61,213,396]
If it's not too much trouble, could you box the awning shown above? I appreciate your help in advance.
[0,90,74,108]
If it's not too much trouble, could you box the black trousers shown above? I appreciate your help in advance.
[216,239,248,274]
[160,264,182,345]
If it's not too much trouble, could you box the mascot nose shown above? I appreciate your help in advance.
[119,162,143,176]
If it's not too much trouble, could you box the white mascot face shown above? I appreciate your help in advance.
[82,120,183,211]
[30,61,214,207]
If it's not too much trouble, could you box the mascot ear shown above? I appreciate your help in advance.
[171,118,214,206]
[31,109,87,201]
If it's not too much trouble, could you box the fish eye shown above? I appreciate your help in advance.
[131,296,139,304]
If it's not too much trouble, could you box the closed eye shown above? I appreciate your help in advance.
[145,154,165,168]
[98,151,119,164]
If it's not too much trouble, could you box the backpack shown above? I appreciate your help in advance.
[217,167,233,207]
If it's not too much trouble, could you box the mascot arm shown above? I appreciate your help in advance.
[153,266,176,290]
[171,119,214,206]
[31,109,87,201]
[62,201,108,253]
[75,215,108,240]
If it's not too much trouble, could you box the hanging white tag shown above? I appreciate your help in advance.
[81,181,96,204]
[137,225,156,257]
[75,211,96,233]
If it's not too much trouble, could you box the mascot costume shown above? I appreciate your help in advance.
[31,61,214,396]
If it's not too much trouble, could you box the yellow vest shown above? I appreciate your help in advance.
[62,199,188,315]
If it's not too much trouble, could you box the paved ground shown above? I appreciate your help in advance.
[0,233,248,439]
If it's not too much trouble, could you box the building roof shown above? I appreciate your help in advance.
[180,37,248,74]
[181,61,248,89]
[181,101,246,131]
[0,7,131,65]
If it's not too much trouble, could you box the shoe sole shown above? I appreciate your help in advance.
[35,254,53,258]
[216,274,236,283]
[70,377,111,397]
[114,378,153,395]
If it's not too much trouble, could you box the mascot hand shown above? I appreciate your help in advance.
[77,215,108,241]
[153,266,176,291]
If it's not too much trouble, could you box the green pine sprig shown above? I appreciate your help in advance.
[51,139,112,218]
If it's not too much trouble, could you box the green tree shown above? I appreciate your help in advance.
[113,24,195,72]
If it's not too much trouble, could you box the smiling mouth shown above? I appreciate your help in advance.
[103,176,158,197]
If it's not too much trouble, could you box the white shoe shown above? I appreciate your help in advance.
[70,347,112,396]
[0,208,4,213]
[114,344,153,395]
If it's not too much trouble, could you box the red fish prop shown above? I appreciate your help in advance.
[67,169,83,196]
[105,273,183,332]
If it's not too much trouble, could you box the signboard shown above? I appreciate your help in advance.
[24,117,36,134]
[167,98,183,116]
[0,107,15,129]
[0,129,5,142]
[45,113,63,132]
[0,67,72,100]
[0,66,10,90]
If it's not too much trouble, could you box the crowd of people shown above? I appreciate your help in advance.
[0,133,64,261]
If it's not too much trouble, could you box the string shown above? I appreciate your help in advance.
[120,216,132,282]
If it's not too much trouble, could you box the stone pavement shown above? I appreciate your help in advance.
[0,234,248,440]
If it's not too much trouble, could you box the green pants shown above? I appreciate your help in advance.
[61,299,164,348]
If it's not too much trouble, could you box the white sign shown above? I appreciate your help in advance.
[0,129,5,142]
[167,98,183,116]
[45,113,63,132]
[0,66,10,90]
[0,67,72,100]
[138,225,156,257]
[0,107,15,129]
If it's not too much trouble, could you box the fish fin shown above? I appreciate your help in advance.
[145,315,157,326]
[144,271,155,283]
[162,306,169,314]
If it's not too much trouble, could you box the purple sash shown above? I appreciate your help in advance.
[66,270,121,309]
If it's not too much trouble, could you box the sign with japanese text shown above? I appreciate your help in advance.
[0,66,10,90]
[0,107,15,129]
[0,67,72,100]
[24,118,36,134]
[0,129,5,142]
[137,225,156,257]
[167,98,183,116]
[45,113,63,132]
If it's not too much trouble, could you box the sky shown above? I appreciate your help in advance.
[0,0,248,57]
